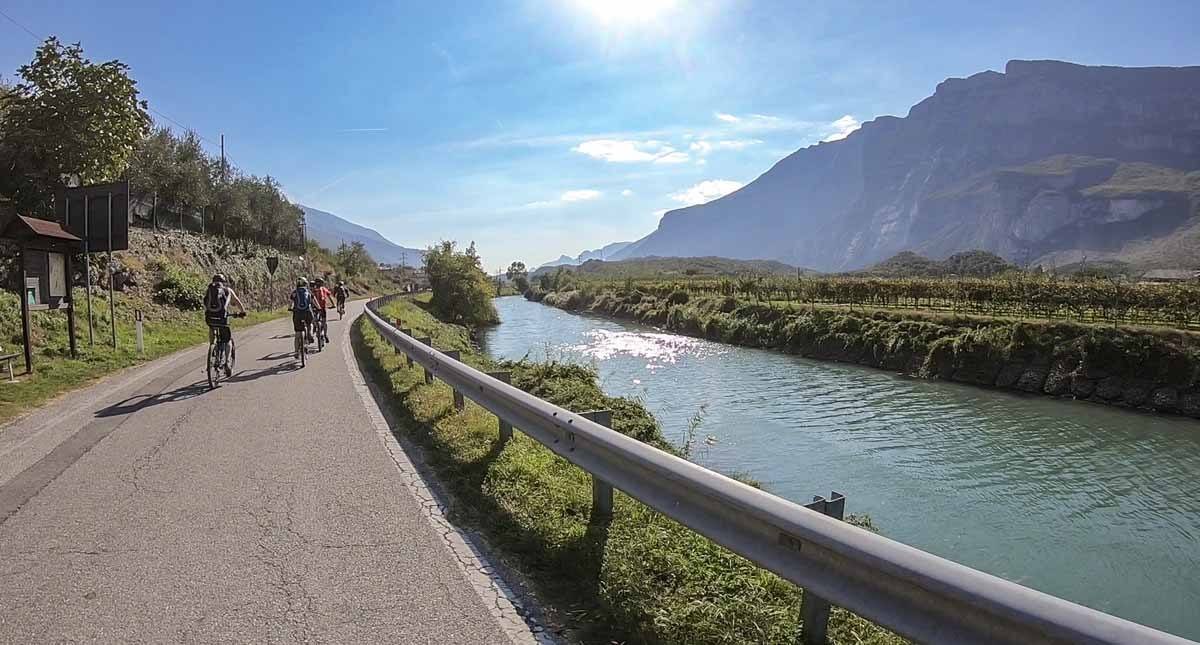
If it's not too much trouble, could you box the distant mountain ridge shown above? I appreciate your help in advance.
[611,60,1200,271]
[538,241,632,269]
[299,205,425,267]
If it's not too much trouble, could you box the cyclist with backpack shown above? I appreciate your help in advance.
[204,274,247,374]
[334,280,350,317]
[289,277,316,348]
[311,278,333,345]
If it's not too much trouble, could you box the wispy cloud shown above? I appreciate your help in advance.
[431,43,463,81]
[669,179,745,206]
[688,139,763,155]
[715,112,740,123]
[503,188,603,212]
[572,139,689,164]
[621,189,634,197]
[561,189,602,202]
[336,128,389,133]
[821,115,861,142]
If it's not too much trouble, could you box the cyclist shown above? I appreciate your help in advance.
[203,273,246,375]
[334,280,350,316]
[289,277,315,349]
[312,278,334,345]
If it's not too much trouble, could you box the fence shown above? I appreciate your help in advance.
[365,294,1193,645]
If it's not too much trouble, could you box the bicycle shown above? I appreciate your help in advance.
[207,312,246,389]
[314,311,328,352]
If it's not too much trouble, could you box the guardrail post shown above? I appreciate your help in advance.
[417,337,433,383]
[487,371,513,443]
[399,328,415,367]
[392,319,404,354]
[444,350,464,410]
[581,410,614,519]
[797,492,846,645]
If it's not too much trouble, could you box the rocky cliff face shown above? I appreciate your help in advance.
[616,60,1200,270]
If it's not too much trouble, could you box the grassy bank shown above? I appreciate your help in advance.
[527,286,1200,419]
[0,287,285,425]
[355,296,901,644]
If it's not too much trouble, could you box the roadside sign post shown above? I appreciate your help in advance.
[135,309,144,355]
[107,192,116,348]
[267,257,279,308]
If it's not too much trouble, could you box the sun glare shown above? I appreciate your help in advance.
[574,0,677,24]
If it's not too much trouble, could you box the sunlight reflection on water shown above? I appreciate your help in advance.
[569,328,728,364]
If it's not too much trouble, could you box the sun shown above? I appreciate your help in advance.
[573,0,677,24]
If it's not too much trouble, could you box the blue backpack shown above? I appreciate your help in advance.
[293,287,312,310]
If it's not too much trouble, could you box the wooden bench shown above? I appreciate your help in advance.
[0,353,17,382]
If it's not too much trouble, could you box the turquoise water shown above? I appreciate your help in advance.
[480,296,1200,640]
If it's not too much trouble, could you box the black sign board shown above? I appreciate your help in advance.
[267,256,279,275]
[56,181,131,252]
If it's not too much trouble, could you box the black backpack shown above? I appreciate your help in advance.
[205,283,228,313]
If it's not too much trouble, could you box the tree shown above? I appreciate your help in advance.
[0,37,149,217]
[424,240,499,328]
[506,261,530,292]
[336,241,373,278]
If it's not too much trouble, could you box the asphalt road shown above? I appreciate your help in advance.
[0,301,528,643]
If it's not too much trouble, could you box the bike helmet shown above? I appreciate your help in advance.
[314,277,324,285]
[338,281,345,286]
[297,277,308,287]
[212,273,227,284]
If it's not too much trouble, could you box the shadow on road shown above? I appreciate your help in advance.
[226,362,300,383]
[96,381,210,418]
[259,352,296,361]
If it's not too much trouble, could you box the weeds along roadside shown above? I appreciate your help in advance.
[0,288,287,425]
[354,295,903,645]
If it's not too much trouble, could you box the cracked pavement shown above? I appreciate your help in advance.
[0,301,538,644]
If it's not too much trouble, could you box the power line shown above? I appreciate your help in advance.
[0,8,39,41]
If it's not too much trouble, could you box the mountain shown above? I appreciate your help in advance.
[612,60,1200,271]
[537,241,632,269]
[532,255,809,279]
[299,205,425,267]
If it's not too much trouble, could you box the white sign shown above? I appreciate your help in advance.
[48,252,66,298]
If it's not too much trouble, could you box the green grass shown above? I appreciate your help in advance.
[354,296,903,644]
[0,287,286,425]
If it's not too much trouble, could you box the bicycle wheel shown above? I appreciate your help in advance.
[207,341,218,389]
[317,322,325,352]
[227,339,236,377]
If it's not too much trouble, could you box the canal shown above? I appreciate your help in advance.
[480,296,1200,639]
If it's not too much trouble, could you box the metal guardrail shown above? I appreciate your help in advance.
[364,296,1193,645]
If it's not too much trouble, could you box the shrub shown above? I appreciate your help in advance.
[666,289,689,305]
[154,267,206,310]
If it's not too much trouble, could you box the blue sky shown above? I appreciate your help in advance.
[3,1,1200,269]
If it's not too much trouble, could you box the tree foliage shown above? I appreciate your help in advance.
[0,37,150,216]
[424,241,499,327]
[506,261,529,292]
[335,241,373,278]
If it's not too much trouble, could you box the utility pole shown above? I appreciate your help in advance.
[220,134,228,238]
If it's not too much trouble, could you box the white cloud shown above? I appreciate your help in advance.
[669,179,745,206]
[621,189,634,197]
[821,115,861,142]
[653,209,669,218]
[715,112,740,123]
[689,139,762,156]
[572,139,686,164]
[561,189,602,202]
